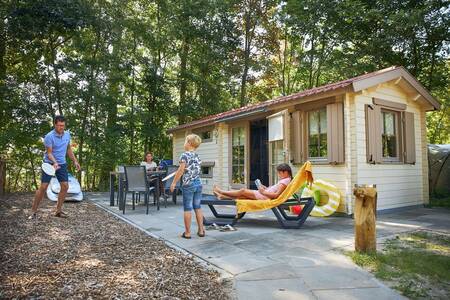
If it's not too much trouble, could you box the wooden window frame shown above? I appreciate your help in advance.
[229,124,248,188]
[380,109,403,163]
[200,161,214,178]
[193,127,214,143]
[305,106,328,163]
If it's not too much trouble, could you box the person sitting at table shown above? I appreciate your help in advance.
[141,152,157,171]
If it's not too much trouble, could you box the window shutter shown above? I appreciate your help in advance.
[402,111,416,164]
[327,102,344,164]
[365,104,382,164]
[290,110,304,164]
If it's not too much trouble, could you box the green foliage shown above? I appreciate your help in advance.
[1,0,449,191]
[348,231,450,299]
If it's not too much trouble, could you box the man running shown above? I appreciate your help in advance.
[29,115,81,219]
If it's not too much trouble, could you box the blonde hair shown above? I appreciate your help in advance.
[185,134,202,149]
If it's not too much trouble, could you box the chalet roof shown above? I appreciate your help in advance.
[167,66,440,133]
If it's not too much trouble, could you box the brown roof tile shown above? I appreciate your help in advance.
[167,66,399,132]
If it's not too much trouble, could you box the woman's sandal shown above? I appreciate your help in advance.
[181,232,191,239]
[197,231,206,237]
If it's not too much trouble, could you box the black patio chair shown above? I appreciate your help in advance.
[162,165,181,205]
[123,165,155,214]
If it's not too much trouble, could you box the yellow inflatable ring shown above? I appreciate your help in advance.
[302,179,341,217]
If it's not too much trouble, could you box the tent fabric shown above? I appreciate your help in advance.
[428,144,450,195]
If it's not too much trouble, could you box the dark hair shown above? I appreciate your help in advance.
[276,163,293,178]
[144,151,153,162]
[54,115,65,124]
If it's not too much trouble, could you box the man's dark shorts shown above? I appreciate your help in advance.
[41,163,68,183]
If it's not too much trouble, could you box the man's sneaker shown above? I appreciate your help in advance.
[28,213,37,220]
[54,211,68,218]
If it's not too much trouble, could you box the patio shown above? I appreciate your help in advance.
[88,192,450,300]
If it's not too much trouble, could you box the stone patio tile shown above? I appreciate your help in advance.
[235,263,299,281]
[313,286,405,300]
[232,237,293,256]
[269,247,355,268]
[235,278,315,300]
[295,265,379,289]
[207,251,276,275]
[187,240,249,259]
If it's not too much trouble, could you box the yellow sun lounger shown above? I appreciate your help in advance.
[200,162,315,229]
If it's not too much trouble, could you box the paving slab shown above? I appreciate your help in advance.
[312,286,407,300]
[235,278,315,300]
[88,193,449,300]
[207,251,277,275]
[294,265,379,289]
[235,264,299,281]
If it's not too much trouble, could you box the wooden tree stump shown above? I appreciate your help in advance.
[353,185,377,252]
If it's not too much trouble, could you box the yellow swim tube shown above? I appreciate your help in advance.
[302,179,341,217]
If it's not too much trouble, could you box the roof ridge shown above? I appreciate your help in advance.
[168,66,404,132]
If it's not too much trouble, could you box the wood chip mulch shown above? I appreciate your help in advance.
[0,193,231,299]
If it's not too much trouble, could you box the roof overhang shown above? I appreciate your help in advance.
[352,66,441,111]
[215,107,268,123]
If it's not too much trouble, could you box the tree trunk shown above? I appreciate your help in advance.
[240,5,254,107]
[178,40,189,124]
[129,34,137,163]
[50,40,64,115]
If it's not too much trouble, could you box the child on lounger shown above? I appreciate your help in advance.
[213,163,293,200]
[170,134,205,239]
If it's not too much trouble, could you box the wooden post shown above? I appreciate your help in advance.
[353,184,377,252]
[0,159,6,195]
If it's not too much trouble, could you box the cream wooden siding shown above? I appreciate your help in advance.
[195,126,218,194]
[353,83,426,210]
[172,125,229,195]
[173,131,186,163]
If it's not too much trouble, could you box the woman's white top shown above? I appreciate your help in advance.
[140,161,157,171]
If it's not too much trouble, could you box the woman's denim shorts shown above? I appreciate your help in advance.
[181,178,202,212]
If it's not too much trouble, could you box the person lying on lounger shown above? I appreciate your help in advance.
[213,163,292,200]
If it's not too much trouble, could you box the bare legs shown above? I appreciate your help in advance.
[183,211,192,237]
[213,185,258,200]
[30,181,68,217]
[55,182,68,214]
[194,208,205,235]
[31,183,49,214]
[183,209,205,237]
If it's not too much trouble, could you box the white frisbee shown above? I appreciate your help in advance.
[162,171,176,182]
[41,162,55,176]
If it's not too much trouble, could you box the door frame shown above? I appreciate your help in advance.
[267,110,289,184]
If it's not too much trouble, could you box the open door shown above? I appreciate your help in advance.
[267,110,289,185]
[249,119,269,189]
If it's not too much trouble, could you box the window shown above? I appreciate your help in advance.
[381,110,399,160]
[200,161,215,178]
[365,99,414,164]
[270,140,284,184]
[232,127,245,184]
[308,107,327,158]
[200,130,212,142]
[200,162,214,178]
[193,127,213,143]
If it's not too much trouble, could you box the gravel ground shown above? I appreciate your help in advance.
[0,193,231,299]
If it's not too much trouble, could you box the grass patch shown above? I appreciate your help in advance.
[430,189,450,208]
[347,231,450,299]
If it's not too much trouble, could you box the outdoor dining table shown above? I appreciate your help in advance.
[109,169,167,210]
